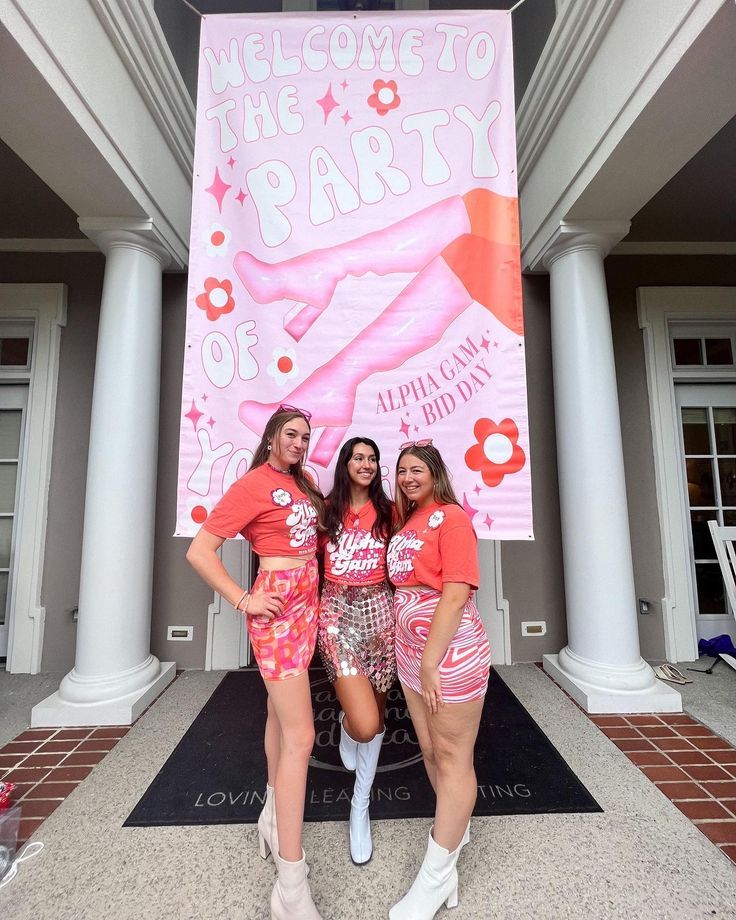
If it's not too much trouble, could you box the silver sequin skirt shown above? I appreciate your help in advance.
[317,580,396,693]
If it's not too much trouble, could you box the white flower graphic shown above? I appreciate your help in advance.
[271,488,292,507]
[428,510,445,530]
[267,347,299,386]
[204,223,231,258]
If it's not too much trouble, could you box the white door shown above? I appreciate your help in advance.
[676,384,736,642]
[0,385,28,658]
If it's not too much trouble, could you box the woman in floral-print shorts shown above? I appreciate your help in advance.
[187,406,324,920]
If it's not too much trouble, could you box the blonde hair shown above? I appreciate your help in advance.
[393,444,460,529]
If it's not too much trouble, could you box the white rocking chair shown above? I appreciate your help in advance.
[703,520,736,673]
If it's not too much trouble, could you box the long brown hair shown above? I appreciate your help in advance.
[325,436,393,543]
[393,444,460,529]
[251,409,325,526]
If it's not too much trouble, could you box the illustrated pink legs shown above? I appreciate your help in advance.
[238,235,523,466]
[233,189,519,341]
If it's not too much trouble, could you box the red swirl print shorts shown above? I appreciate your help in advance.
[247,558,319,681]
[394,587,491,703]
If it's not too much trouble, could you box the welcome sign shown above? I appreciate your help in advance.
[176,11,533,540]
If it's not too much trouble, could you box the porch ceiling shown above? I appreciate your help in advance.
[1,1,733,260]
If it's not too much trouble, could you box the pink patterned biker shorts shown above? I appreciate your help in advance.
[394,587,491,703]
[247,558,319,681]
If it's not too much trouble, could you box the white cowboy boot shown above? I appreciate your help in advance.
[339,710,358,771]
[271,850,322,920]
[258,784,278,860]
[349,728,384,864]
[388,831,461,919]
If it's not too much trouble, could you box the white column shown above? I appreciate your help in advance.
[33,226,176,726]
[541,222,681,713]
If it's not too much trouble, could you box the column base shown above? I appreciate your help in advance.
[31,661,176,727]
[543,653,682,714]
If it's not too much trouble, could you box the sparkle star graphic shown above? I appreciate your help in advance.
[316,84,339,124]
[341,110,352,125]
[399,419,411,437]
[185,400,204,430]
[413,425,419,433]
[493,341,499,348]
[461,492,479,521]
[204,167,231,213]
[480,335,491,352]
[201,394,208,401]
[207,417,216,428]
[235,189,247,205]
[340,79,349,90]
[473,484,482,496]
[484,514,494,528]
[226,156,236,168]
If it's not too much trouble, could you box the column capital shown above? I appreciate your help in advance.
[540,219,631,271]
[78,218,172,270]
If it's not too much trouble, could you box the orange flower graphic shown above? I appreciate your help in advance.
[465,418,525,487]
[196,277,235,321]
[368,80,400,116]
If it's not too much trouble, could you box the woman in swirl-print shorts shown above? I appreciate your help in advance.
[317,436,395,866]
[187,407,325,920]
[386,441,490,920]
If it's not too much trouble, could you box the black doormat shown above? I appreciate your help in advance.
[124,668,601,827]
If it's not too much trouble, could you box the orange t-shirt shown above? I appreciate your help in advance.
[387,502,479,591]
[323,502,390,586]
[202,464,318,556]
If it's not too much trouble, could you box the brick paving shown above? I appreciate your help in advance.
[1,726,129,846]
[590,713,736,862]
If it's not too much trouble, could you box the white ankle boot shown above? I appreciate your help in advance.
[271,850,322,920]
[349,728,384,864]
[339,710,358,771]
[258,784,278,860]
[388,832,461,919]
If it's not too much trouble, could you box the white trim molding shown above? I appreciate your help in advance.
[93,0,195,176]
[1,284,67,674]
[637,286,736,664]
[205,540,251,671]
[1,0,194,268]
[516,0,623,183]
[476,541,511,666]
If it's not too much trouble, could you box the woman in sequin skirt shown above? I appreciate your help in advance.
[317,436,396,865]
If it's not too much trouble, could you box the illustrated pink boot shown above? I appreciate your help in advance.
[233,189,519,340]
[239,234,523,466]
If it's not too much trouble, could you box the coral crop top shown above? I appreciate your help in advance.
[387,502,478,591]
[203,464,318,557]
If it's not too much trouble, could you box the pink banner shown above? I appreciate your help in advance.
[176,11,533,540]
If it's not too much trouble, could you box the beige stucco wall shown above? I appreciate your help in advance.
[150,273,212,669]
[502,273,568,662]
[606,254,736,662]
[0,251,103,672]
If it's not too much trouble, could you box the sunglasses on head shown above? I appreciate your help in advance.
[277,403,312,421]
[400,439,433,449]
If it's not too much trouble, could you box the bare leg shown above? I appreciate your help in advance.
[264,671,316,861]
[264,694,281,786]
[428,695,483,851]
[335,675,386,742]
[401,683,438,793]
